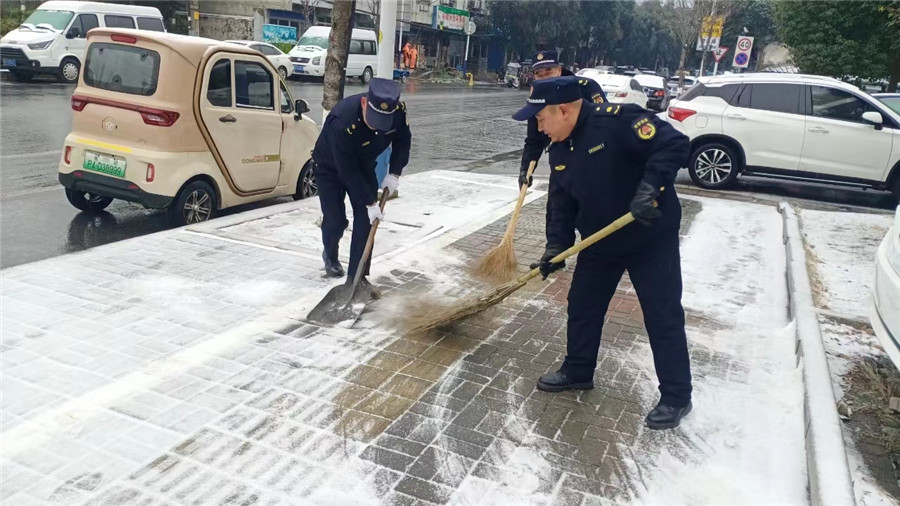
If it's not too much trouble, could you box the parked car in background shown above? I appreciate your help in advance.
[0,0,164,83]
[575,67,612,81]
[289,26,378,83]
[634,74,669,112]
[667,75,698,98]
[874,93,900,115]
[584,73,648,109]
[664,73,900,201]
[226,40,293,80]
[59,29,319,226]
[871,205,900,371]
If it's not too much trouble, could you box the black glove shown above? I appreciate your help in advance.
[518,162,534,188]
[630,181,662,226]
[539,246,566,280]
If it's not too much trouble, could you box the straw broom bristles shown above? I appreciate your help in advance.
[400,279,529,334]
[470,161,536,285]
[401,207,646,334]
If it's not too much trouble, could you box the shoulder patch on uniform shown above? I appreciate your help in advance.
[632,116,657,140]
[588,143,605,154]
[594,104,621,116]
[554,164,566,171]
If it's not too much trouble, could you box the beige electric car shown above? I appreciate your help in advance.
[58,28,318,226]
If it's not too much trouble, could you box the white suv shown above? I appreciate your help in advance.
[664,73,900,201]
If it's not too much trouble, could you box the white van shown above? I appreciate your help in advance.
[288,26,378,84]
[0,1,164,83]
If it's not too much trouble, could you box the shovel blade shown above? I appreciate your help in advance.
[306,283,373,328]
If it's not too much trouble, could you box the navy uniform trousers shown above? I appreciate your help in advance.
[564,234,692,408]
[314,164,372,280]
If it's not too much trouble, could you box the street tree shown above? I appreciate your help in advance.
[323,0,356,112]
[774,0,900,91]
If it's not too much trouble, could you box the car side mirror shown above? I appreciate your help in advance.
[293,99,310,121]
[862,111,883,129]
[65,30,77,39]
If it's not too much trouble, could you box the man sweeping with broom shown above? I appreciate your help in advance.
[513,76,693,430]
[520,49,606,271]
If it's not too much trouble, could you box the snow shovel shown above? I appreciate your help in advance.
[307,189,391,327]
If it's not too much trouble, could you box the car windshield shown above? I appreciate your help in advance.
[635,75,665,88]
[876,96,900,115]
[297,35,328,50]
[22,9,73,31]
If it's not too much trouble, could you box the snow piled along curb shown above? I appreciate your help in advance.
[779,202,855,506]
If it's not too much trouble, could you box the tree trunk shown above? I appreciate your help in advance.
[889,55,900,93]
[677,44,689,87]
[323,0,356,113]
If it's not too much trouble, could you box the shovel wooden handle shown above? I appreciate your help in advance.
[518,187,665,284]
[349,188,391,289]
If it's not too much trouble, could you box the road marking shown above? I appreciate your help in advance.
[1,150,60,159]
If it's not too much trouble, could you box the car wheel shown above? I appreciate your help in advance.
[170,181,217,226]
[293,161,317,201]
[361,67,373,84]
[890,175,900,204]
[688,143,741,189]
[65,188,113,212]
[9,70,33,82]
[278,66,288,80]
[57,57,80,84]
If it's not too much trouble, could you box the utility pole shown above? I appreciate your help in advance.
[397,0,404,69]
[376,0,397,79]
[187,0,199,37]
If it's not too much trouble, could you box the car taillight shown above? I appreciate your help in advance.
[655,90,665,97]
[668,107,697,122]
[111,34,137,44]
[140,109,180,127]
[71,95,87,111]
[615,91,628,98]
[146,163,155,182]
[64,146,72,164]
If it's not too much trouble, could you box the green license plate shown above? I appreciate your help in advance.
[83,150,127,178]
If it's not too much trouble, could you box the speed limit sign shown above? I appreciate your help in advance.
[733,36,754,69]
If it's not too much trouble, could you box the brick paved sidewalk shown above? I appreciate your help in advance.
[1,179,806,505]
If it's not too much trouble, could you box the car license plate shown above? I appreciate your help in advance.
[83,150,127,178]
[3,59,16,67]
[294,65,305,73]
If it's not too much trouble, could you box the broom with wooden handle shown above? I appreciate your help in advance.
[404,202,654,334]
[471,160,538,284]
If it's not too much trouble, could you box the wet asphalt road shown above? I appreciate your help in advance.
[0,75,896,269]
[0,76,528,268]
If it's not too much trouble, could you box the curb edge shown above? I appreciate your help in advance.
[779,201,856,506]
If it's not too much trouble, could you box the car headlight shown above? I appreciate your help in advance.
[312,56,321,65]
[28,40,53,50]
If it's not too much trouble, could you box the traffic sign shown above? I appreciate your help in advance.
[465,20,476,35]
[713,46,729,63]
[732,35,754,69]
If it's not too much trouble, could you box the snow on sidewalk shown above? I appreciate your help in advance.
[798,207,899,505]
[799,209,894,319]
[0,172,544,505]
[625,196,807,504]
[0,182,812,505]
